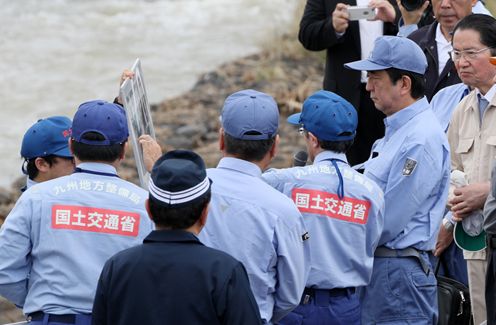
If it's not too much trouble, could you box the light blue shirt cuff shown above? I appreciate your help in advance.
[444,211,455,225]
[335,31,345,38]
[397,24,418,37]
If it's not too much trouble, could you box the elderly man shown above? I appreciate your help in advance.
[345,36,450,323]
[401,0,478,100]
[446,14,496,325]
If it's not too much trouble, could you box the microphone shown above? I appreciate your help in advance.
[293,150,308,167]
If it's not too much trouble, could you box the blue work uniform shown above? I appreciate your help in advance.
[263,151,385,324]
[359,97,450,324]
[0,162,154,324]
[198,157,310,324]
[430,83,470,132]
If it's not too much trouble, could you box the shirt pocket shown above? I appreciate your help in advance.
[455,138,474,171]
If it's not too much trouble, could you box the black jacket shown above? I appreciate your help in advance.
[298,0,400,108]
[408,21,461,101]
[92,230,262,325]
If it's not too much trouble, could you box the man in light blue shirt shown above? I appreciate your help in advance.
[345,36,450,323]
[263,90,385,325]
[198,89,310,324]
[0,100,155,325]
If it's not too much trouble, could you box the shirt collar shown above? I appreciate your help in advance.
[476,83,496,104]
[216,157,262,178]
[144,229,202,245]
[76,162,118,175]
[314,151,348,164]
[26,177,38,189]
[435,23,450,46]
[385,97,429,132]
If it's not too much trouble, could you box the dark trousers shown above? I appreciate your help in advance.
[277,288,360,325]
[429,241,468,286]
[486,237,496,325]
[346,84,385,166]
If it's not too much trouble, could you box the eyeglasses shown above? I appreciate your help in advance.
[298,125,305,135]
[450,47,492,62]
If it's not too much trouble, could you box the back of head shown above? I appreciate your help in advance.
[289,90,357,141]
[70,100,129,162]
[221,89,279,161]
[453,14,496,54]
[148,150,212,229]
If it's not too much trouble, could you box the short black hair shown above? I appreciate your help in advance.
[317,138,354,153]
[453,14,496,56]
[71,132,126,162]
[148,192,211,229]
[385,68,425,99]
[24,155,57,180]
[224,133,276,162]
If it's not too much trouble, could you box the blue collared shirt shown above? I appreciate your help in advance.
[263,151,385,289]
[0,162,155,314]
[198,157,310,324]
[364,98,450,250]
[430,83,470,132]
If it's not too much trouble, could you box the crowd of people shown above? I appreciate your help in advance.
[0,0,495,324]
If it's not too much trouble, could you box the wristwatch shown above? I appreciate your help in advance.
[442,217,454,232]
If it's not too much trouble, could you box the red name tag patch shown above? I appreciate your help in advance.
[292,188,370,224]
[52,205,140,237]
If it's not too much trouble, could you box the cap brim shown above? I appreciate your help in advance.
[344,60,389,72]
[454,222,487,252]
[287,113,301,125]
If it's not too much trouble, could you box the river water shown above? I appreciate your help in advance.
[0,0,298,187]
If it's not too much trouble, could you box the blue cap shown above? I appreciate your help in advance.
[344,36,427,74]
[72,100,129,145]
[21,116,72,159]
[287,90,357,141]
[149,150,212,207]
[221,89,279,140]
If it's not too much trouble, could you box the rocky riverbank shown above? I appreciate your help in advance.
[0,25,325,323]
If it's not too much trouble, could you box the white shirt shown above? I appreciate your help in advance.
[435,23,452,76]
[357,0,383,83]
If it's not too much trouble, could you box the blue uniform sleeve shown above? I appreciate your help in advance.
[219,263,263,325]
[375,143,445,245]
[272,213,310,322]
[0,196,33,307]
[262,168,292,193]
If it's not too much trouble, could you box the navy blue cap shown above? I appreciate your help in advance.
[221,89,279,140]
[72,100,128,145]
[287,90,357,141]
[148,150,212,207]
[344,36,427,74]
[21,116,72,159]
